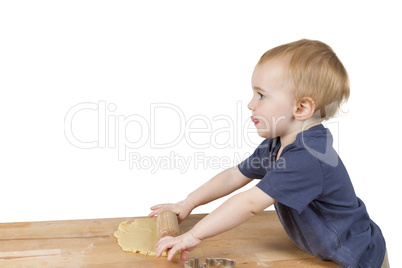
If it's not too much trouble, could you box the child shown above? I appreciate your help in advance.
[149,39,388,267]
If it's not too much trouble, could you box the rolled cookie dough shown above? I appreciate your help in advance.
[114,218,166,256]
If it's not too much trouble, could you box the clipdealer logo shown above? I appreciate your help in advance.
[64,100,341,172]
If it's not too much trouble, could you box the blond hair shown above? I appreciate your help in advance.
[258,39,350,120]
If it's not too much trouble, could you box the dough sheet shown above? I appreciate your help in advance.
[114,218,166,256]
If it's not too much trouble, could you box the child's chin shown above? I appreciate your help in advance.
[256,129,274,139]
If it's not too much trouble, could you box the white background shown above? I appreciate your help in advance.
[1,0,400,266]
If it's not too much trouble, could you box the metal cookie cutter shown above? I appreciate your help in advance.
[184,257,236,268]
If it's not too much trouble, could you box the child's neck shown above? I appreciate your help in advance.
[276,120,321,160]
[276,132,298,160]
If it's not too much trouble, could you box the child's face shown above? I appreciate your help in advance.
[248,59,297,139]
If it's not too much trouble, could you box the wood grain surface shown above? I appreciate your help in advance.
[0,211,340,267]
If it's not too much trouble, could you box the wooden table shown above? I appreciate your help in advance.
[0,211,340,267]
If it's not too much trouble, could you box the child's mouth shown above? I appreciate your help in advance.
[251,116,259,125]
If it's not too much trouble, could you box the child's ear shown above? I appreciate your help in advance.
[294,97,316,120]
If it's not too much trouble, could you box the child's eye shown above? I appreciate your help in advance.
[258,92,265,99]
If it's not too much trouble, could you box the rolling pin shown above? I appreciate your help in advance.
[156,210,180,240]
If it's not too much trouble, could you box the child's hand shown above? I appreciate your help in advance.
[148,200,193,223]
[156,231,202,261]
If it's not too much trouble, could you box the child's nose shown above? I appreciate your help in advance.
[248,100,255,112]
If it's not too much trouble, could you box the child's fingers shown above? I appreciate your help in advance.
[155,241,166,258]
[150,204,163,210]
[148,207,162,217]
[155,235,171,248]
[150,204,174,212]
[156,237,174,258]
[180,250,190,261]
[149,205,167,217]
[167,243,183,261]
[148,211,157,217]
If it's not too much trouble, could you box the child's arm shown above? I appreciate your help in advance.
[149,166,252,222]
[156,186,276,261]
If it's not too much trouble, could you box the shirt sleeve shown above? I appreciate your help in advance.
[257,148,323,213]
[238,139,271,179]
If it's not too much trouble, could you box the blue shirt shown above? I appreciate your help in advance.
[238,124,385,268]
